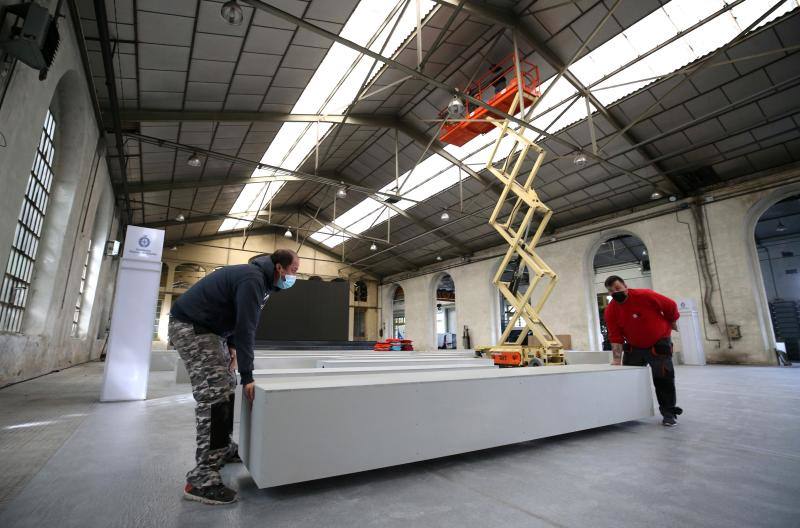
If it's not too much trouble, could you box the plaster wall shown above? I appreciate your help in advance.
[0,2,120,386]
[381,168,800,364]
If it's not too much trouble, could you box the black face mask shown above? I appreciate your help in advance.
[611,291,627,303]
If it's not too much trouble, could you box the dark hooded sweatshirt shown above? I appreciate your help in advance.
[170,255,277,385]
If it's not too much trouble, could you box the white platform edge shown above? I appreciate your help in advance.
[242,365,654,487]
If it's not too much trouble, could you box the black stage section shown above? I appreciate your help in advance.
[256,279,349,342]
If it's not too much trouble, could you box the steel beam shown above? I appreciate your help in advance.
[142,209,297,229]
[312,172,475,257]
[172,226,362,268]
[294,205,420,270]
[93,0,132,223]
[116,109,498,193]
[116,110,400,128]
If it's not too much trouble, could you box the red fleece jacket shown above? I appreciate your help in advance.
[604,288,679,348]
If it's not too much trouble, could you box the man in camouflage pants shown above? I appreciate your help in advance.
[169,321,239,492]
[168,250,300,505]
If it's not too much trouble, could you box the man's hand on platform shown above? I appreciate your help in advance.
[244,382,255,407]
[611,343,623,366]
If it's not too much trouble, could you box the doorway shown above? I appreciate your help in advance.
[755,195,800,361]
[592,235,651,350]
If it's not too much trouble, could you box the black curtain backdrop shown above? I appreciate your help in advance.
[256,279,349,341]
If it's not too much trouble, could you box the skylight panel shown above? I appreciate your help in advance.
[578,0,798,107]
[662,0,726,32]
[620,9,674,59]
[218,0,435,233]
[730,0,798,29]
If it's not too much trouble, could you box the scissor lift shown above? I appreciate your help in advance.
[438,55,563,367]
[482,92,564,366]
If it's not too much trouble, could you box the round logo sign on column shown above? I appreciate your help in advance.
[138,235,151,248]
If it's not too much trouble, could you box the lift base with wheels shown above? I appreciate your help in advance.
[476,344,564,367]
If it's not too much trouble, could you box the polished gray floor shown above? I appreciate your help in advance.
[0,361,798,527]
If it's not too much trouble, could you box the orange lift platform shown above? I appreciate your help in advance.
[439,54,541,147]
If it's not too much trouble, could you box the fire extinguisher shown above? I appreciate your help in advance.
[463,325,471,349]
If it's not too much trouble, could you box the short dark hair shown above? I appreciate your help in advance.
[604,275,626,289]
[271,249,297,268]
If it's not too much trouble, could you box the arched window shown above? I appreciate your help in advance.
[592,234,650,350]
[0,109,57,332]
[173,263,206,289]
[392,286,405,339]
[756,195,800,361]
[435,274,457,349]
[159,263,168,288]
[354,280,368,302]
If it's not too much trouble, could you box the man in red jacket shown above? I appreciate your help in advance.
[604,275,683,427]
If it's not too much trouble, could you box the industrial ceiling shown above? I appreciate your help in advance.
[74,0,800,277]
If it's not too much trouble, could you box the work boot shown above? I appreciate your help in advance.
[183,483,238,505]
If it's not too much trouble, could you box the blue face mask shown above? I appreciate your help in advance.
[276,274,296,290]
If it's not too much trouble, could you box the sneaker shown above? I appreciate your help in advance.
[183,483,238,505]
[662,416,678,427]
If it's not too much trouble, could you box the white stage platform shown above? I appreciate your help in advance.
[565,350,611,364]
[317,358,494,368]
[240,364,654,488]
[252,364,496,378]
[175,350,479,382]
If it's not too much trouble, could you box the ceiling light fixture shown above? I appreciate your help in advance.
[440,211,450,221]
[175,213,185,222]
[573,153,587,167]
[284,228,293,238]
[186,153,202,167]
[668,195,677,202]
[436,256,442,261]
[220,0,244,26]
[650,189,663,200]
[642,250,647,256]
[777,220,787,233]
[447,95,465,118]
[370,242,377,251]
[337,187,348,199]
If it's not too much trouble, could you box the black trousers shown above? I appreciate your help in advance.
[623,339,678,418]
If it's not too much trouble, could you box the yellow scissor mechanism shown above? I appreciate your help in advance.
[476,92,565,367]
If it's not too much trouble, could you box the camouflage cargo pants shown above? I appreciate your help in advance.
[169,318,238,488]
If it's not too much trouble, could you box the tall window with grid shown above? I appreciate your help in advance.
[153,294,164,339]
[0,110,56,333]
[70,241,92,337]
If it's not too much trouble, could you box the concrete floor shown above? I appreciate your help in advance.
[0,362,798,527]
